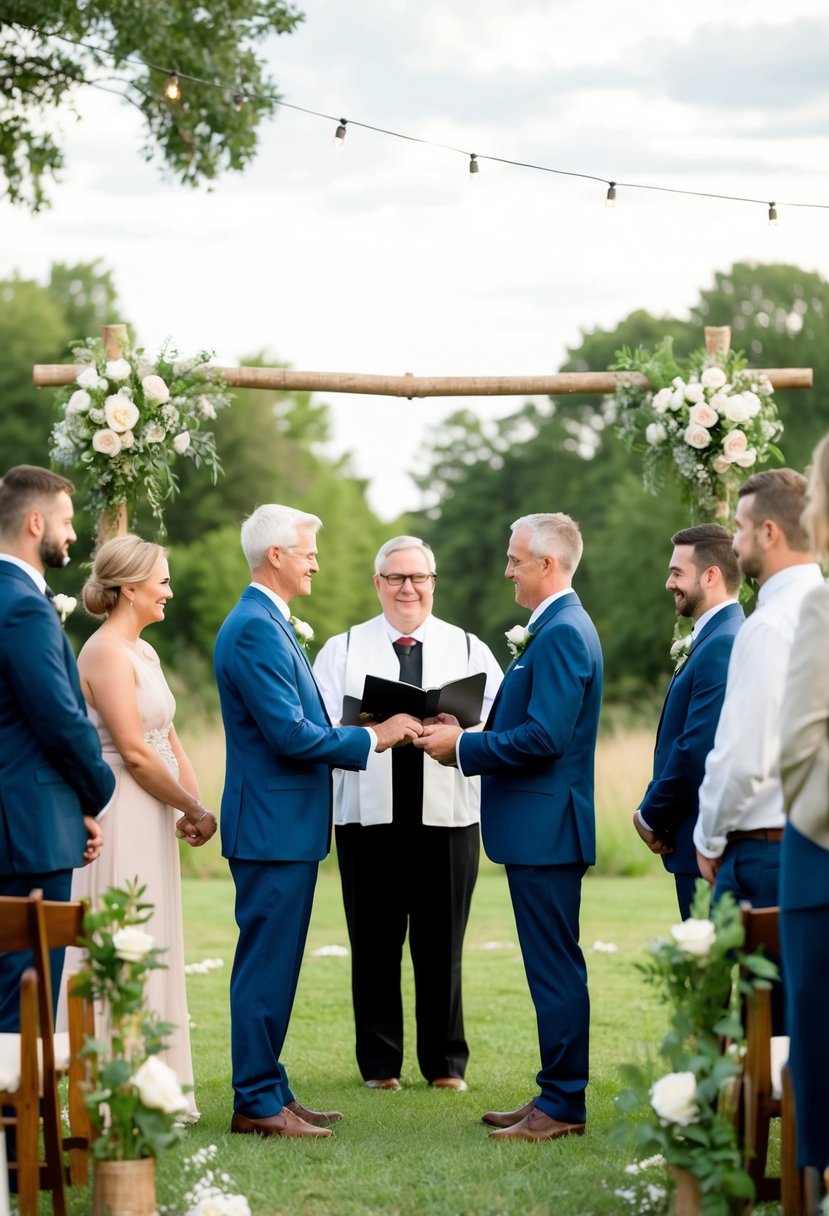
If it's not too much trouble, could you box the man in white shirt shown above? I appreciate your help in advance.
[314,536,502,1093]
[694,469,823,910]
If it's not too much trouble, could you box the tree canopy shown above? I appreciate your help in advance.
[1,0,303,209]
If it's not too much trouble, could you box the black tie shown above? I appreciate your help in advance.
[44,585,55,602]
[393,637,422,686]
[391,637,423,819]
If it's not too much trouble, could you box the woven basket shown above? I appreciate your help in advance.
[92,1157,157,1216]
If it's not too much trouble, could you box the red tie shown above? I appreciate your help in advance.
[396,636,416,648]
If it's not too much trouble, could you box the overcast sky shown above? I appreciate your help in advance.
[3,0,828,518]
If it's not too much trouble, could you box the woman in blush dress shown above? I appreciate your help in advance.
[64,534,216,1121]
[780,432,829,1193]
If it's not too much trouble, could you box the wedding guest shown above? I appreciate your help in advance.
[0,465,114,1031]
[418,513,602,1142]
[633,525,743,919]
[779,433,829,1185]
[314,536,502,1092]
[62,534,216,1122]
[693,469,822,909]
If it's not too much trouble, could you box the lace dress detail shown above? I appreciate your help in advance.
[144,727,179,775]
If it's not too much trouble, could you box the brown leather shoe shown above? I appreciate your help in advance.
[430,1077,468,1091]
[364,1077,401,1090]
[286,1099,343,1126]
[481,1097,536,1127]
[489,1108,585,1142]
[230,1107,333,1138]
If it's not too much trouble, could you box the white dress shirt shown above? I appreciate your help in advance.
[694,563,825,859]
[0,552,47,594]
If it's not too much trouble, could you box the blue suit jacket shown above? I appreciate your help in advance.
[639,602,744,875]
[0,562,115,876]
[458,593,603,866]
[215,586,372,862]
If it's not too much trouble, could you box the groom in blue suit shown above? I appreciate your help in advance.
[633,524,743,919]
[0,466,115,1031]
[418,513,602,1142]
[215,504,421,1140]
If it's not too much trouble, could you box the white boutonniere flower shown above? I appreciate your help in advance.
[505,624,532,658]
[670,632,692,673]
[52,593,77,625]
[289,615,314,650]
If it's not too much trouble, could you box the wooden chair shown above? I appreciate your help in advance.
[0,891,93,1215]
[738,903,801,1215]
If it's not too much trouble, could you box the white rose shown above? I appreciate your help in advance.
[120,430,135,450]
[645,422,667,446]
[723,394,752,424]
[670,918,716,958]
[105,358,132,381]
[505,625,528,645]
[701,366,727,390]
[52,594,77,622]
[672,376,685,389]
[67,390,91,414]
[91,428,122,457]
[141,374,170,403]
[188,1197,252,1216]
[734,448,757,468]
[173,430,191,454]
[198,395,217,420]
[651,388,673,415]
[96,377,109,391]
[713,455,731,475]
[684,424,711,450]
[650,1072,699,1126]
[112,925,154,962]
[689,402,719,429]
[104,395,140,433]
[75,365,99,389]
[172,357,195,376]
[669,388,685,411]
[132,1055,188,1115]
[290,616,314,642]
[144,424,166,444]
[722,429,748,460]
[741,390,762,418]
[684,382,705,404]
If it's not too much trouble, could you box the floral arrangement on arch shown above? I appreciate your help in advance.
[611,883,778,1215]
[50,336,231,530]
[612,338,784,520]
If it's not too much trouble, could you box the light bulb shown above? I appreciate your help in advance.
[768,203,778,227]
[334,119,347,146]
[233,92,247,112]
[164,72,181,102]
[469,154,479,178]
[606,182,616,208]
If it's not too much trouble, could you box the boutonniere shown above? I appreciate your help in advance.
[505,624,533,659]
[52,593,77,626]
[669,630,692,674]
[289,615,314,651]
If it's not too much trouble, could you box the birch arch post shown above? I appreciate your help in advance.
[33,323,813,538]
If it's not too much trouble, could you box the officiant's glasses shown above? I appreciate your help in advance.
[378,572,436,586]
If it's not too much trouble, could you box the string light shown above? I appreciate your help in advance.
[605,182,616,208]
[469,153,479,178]
[768,202,778,227]
[232,92,247,112]
[333,119,347,146]
[163,71,180,101]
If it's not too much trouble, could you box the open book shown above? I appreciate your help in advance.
[341,671,487,729]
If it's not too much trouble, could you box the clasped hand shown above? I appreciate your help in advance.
[413,713,463,766]
[372,712,425,752]
[176,808,218,848]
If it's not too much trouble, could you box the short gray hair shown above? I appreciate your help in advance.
[241,504,322,571]
[511,512,583,574]
[374,535,436,575]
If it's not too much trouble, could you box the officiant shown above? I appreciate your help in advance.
[314,535,501,1092]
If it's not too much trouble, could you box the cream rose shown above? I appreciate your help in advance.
[645,422,667,446]
[131,1055,188,1114]
[120,430,135,450]
[651,388,673,415]
[91,428,122,457]
[713,455,731,475]
[104,395,140,433]
[650,1072,699,1126]
[144,424,166,444]
[701,366,727,390]
[684,382,705,404]
[741,390,762,418]
[172,431,191,455]
[105,358,132,381]
[684,424,711,450]
[141,374,170,404]
[670,918,716,958]
[734,448,757,468]
[722,429,748,460]
[67,390,91,414]
[290,615,314,643]
[669,388,685,411]
[112,925,154,962]
[76,365,100,389]
[198,395,217,420]
[723,394,752,424]
[689,402,719,429]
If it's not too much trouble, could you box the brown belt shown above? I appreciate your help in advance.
[726,828,784,843]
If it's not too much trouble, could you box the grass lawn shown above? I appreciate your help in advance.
[58,866,781,1215]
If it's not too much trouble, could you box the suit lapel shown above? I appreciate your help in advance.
[655,603,744,745]
[485,592,580,728]
[244,587,330,724]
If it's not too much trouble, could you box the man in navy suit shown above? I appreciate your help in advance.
[418,513,602,1142]
[215,504,422,1140]
[0,465,115,1031]
[633,524,743,919]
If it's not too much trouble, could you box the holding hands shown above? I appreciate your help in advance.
[414,713,463,766]
[176,805,218,848]
[372,713,425,752]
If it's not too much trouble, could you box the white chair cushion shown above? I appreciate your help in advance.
[770,1034,790,1101]
[0,1030,71,1092]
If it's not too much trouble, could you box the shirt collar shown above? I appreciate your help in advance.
[250,581,291,620]
[0,553,47,595]
[691,598,739,639]
[757,563,824,607]
[381,613,430,643]
[528,587,574,628]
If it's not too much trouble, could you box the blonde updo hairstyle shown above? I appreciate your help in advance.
[83,534,167,617]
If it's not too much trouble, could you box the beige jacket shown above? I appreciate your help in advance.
[781,582,829,849]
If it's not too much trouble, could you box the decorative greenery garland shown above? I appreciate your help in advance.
[612,338,784,520]
[50,337,230,530]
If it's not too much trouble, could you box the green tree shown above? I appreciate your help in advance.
[1,0,303,210]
